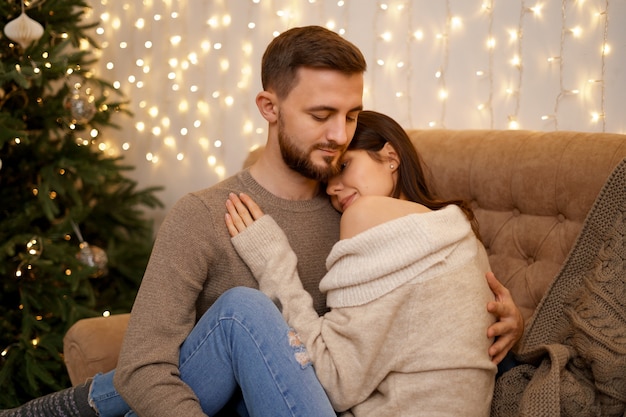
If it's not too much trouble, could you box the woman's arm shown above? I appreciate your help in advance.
[225,193,391,410]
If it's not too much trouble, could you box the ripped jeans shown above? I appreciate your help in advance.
[89,287,336,417]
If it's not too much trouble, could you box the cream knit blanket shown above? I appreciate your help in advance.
[490,158,626,417]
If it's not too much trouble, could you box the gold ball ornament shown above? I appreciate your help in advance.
[4,11,44,50]
[76,242,108,278]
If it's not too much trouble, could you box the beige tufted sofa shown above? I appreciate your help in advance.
[63,129,626,386]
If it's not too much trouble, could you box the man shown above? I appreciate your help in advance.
[1,25,522,417]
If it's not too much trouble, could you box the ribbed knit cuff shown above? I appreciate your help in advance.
[231,215,292,276]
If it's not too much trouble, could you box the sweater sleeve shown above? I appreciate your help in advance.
[114,195,214,417]
[230,215,319,325]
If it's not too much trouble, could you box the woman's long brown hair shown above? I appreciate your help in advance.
[349,110,481,240]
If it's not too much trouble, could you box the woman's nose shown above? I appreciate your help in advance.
[326,177,342,196]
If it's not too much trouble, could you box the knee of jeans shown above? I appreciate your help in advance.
[287,328,312,369]
[220,287,263,305]
[219,287,277,314]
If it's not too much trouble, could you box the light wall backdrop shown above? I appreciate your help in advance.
[85,0,625,228]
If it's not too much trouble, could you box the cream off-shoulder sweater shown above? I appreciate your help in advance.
[231,204,497,417]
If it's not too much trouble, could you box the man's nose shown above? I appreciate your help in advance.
[327,118,350,146]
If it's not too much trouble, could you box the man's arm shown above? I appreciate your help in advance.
[114,195,214,417]
[485,271,524,364]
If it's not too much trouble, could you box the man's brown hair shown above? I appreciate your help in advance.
[261,25,367,99]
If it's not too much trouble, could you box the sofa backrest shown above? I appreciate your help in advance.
[407,129,626,323]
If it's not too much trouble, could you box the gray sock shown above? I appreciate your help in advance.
[0,379,97,417]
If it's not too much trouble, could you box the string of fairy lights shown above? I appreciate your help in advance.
[484,0,495,129]
[82,0,621,207]
[598,0,609,132]
[542,0,610,131]
[436,0,452,129]
[507,2,527,130]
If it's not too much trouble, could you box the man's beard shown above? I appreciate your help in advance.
[278,114,342,182]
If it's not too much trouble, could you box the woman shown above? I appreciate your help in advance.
[225,110,497,416]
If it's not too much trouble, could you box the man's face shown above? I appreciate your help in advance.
[276,67,364,182]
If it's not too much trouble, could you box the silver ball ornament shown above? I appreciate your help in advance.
[64,88,97,125]
[76,242,108,278]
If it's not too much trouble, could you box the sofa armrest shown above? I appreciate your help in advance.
[63,313,130,386]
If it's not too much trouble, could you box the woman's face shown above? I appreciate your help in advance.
[326,149,396,212]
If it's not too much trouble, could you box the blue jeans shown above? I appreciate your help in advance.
[89,287,336,417]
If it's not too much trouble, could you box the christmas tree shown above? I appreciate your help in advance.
[0,0,162,407]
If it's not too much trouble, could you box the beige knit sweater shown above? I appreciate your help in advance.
[114,170,341,417]
[232,205,497,416]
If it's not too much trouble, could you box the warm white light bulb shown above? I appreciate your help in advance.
[529,4,543,16]
[569,26,582,37]
[170,35,182,46]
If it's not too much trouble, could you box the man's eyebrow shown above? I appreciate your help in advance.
[306,105,363,113]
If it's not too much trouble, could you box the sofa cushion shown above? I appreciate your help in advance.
[407,129,626,323]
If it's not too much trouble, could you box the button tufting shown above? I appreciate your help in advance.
[557,213,566,222]
[512,208,521,216]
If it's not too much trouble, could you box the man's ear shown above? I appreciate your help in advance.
[256,91,278,123]
[382,142,400,171]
